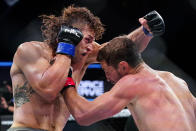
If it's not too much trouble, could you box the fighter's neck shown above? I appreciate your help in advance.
[71,60,87,72]
[128,63,154,75]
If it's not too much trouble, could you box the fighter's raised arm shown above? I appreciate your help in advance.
[86,10,165,64]
[11,25,83,103]
[129,10,165,52]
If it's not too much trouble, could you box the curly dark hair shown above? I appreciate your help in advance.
[40,5,105,55]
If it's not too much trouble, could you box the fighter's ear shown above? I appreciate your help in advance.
[118,61,129,75]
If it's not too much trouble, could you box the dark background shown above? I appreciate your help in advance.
[0,0,196,130]
[0,0,196,86]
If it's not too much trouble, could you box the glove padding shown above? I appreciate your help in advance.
[56,25,83,56]
[143,10,165,36]
[58,25,83,46]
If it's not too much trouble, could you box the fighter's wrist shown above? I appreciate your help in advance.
[61,77,75,93]
[56,42,75,56]
[143,27,153,37]
[61,84,75,94]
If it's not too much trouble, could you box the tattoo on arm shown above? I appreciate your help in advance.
[13,82,35,108]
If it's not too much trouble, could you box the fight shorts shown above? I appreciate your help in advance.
[7,127,48,131]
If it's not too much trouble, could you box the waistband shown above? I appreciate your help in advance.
[7,127,48,131]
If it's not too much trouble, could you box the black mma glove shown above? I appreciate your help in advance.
[56,25,83,56]
[143,10,165,37]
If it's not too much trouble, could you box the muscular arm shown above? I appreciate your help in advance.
[86,19,152,64]
[14,42,71,102]
[87,10,165,64]
[127,25,152,53]
[63,77,136,126]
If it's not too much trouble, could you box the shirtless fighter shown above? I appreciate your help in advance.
[63,36,196,131]
[9,5,164,131]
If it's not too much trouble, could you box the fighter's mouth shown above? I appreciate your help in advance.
[81,53,87,56]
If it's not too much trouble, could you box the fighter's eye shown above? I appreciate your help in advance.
[85,38,92,43]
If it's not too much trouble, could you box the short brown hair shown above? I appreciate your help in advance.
[97,36,143,68]
[40,5,104,53]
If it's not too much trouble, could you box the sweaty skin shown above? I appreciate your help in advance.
[126,65,196,131]
[10,19,151,130]
[10,42,71,131]
[10,25,97,130]
[64,62,196,131]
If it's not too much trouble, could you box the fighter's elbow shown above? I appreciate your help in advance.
[78,122,92,126]
[76,119,92,126]
[37,87,58,103]
[45,90,59,102]
[74,113,92,126]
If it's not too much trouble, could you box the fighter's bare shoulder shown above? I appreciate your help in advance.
[117,74,155,88]
[113,75,156,100]
[158,70,187,86]
[13,41,47,67]
[15,41,44,59]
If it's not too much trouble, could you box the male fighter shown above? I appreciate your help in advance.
[9,5,164,131]
[64,36,196,131]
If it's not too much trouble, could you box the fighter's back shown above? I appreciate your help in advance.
[158,71,196,130]
[127,70,196,131]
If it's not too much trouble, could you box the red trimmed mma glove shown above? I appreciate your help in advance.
[61,69,75,93]
[56,25,83,56]
[143,10,165,37]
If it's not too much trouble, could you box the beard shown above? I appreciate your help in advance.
[113,70,124,84]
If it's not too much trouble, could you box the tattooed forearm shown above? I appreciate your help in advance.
[13,82,34,108]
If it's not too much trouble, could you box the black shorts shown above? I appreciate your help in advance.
[7,127,48,131]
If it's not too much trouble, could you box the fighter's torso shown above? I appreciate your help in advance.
[10,42,71,131]
[127,70,196,131]
[10,40,100,130]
